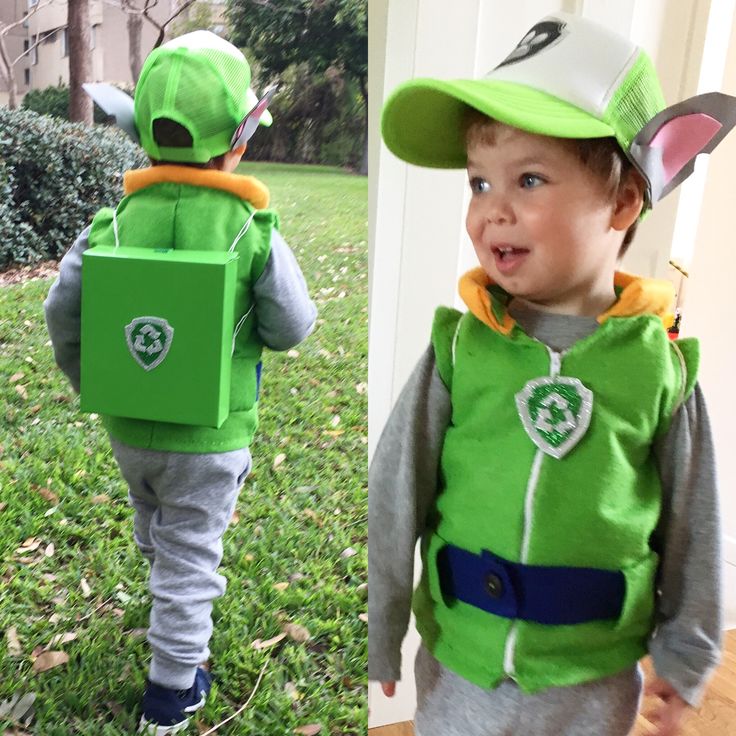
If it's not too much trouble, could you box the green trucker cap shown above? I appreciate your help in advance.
[381,13,666,170]
[135,30,266,163]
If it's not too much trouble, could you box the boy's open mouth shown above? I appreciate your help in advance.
[492,245,530,274]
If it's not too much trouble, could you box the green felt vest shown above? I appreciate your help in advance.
[415,305,699,693]
[87,180,276,453]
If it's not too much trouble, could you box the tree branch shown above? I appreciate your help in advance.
[0,0,58,37]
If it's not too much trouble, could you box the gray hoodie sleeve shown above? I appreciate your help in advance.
[253,229,317,350]
[368,345,451,682]
[649,383,722,706]
[43,225,91,393]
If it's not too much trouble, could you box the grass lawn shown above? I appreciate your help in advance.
[0,161,367,735]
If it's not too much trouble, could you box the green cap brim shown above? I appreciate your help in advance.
[381,78,616,168]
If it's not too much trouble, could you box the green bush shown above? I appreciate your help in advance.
[0,107,147,269]
[22,83,117,123]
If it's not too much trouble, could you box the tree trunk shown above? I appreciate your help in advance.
[358,74,367,175]
[68,0,92,123]
[0,47,17,109]
[127,13,143,83]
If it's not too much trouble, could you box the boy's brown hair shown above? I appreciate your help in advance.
[150,118,229,170]
[464,109,643,257]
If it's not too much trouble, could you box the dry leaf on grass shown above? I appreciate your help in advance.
[15,385,28,400]
[294,725,322,735]
[44,632,77,650]
[287,349,299,358]
[90,494,111,505]
[80,578,92,598]
[284,682,301,701]
[340,547,357,560]
[302,509,322,526]
[6,627,22,657]
[44,544,54,558]
[251,632,287,650]
[34,487,58,504]
[358,613,368,623]
[0,691,36,724]
[9,372,24,384]
[273,453,286,469]
[273,582,289,591]
[283,623,311,643]
[32,651,69,673]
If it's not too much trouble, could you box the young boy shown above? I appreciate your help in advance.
[369,12,733,736]
[44,31,317,735]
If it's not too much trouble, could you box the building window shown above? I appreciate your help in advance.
[24,68,30,86]
[31,37,38,65]
[61,27,68,58]
[90,24,97,50]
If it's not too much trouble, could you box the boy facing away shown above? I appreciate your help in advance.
[369,13,735,736]
[44,31,316,735]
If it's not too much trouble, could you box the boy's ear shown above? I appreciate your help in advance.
[611,169,644,232]
[628,92,736,203]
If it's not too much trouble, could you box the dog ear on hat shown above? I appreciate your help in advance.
[629,91,736,205]
[83,83,140,143]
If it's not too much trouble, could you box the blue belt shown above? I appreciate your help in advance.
[437,543,625,625]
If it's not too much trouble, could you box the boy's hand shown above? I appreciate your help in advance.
[642,676,690,736]
[381,681,396,697]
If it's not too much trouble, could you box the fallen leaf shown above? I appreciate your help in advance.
[340,547,357,560]
[90,494,111,504]
[283,623,311,643]
[16,538,40,554]
[303,509,322,526]
[15,385,28,400]
[45,632,77,650]
[284,681,301,700]
[244,553,254,562]
[229,510,240,525]
[294,725,322,735]
[28,405,41,416]
[287,349,299,358]
[358,613,368,623]
[6,627,22,657]
[330,415,341,427]
[35,487,58,504]
[128,628,147,639]
[0,502,5,513]
[273,582,289,591]
[0,690,36,723]
[251,632,287,650]
[44,544,54,558]
[355,382,367,394]
[80,578,91,598]
[288,572,307,583]
[273,453,286,469]
[32,651,69,673]
[9,372,24,383]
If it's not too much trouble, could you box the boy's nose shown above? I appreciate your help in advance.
[485,196,514,225]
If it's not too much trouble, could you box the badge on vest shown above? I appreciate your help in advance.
[125,316,174,371]
[515,377,593,459]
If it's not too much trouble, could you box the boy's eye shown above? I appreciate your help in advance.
[469,177,490,194]
[520,173,544,188]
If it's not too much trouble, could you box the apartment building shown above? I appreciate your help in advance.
[1,0,227,107]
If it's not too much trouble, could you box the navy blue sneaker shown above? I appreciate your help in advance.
[137,667,212,735]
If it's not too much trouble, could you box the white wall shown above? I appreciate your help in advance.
[369,0,736,727]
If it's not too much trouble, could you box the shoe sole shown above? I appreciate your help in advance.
[137,691,206,736]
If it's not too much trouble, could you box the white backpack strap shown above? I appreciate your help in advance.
[230,209,259,355]
[669,340,688,414]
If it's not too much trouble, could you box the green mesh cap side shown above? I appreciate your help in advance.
[602,50,666,154]
[135,41,251,164]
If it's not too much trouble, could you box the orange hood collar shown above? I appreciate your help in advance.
[124,166,270,209]
[458,267,675,335]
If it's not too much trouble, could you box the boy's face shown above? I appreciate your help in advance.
[465,123,632,316]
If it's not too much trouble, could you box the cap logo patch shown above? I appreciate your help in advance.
[494,19,568,70]
[125,317,174,371]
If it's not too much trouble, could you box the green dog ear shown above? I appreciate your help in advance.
[82,83,139,143]
[628,91,736,205]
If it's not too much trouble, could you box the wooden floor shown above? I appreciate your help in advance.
[370,630,736,736]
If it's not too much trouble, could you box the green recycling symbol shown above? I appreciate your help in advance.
[515,376,593,459]
[124,317,174,371]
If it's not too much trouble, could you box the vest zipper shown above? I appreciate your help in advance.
[503,347,563,680]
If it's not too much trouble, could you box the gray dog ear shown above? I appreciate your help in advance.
[82,83,139,143]
[628,92,736,205]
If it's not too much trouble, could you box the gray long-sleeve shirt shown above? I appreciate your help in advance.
[368,302,722,707]
[44,226,317,394]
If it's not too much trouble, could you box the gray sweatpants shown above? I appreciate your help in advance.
[414,644,642,736]
[110,437,252,690]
